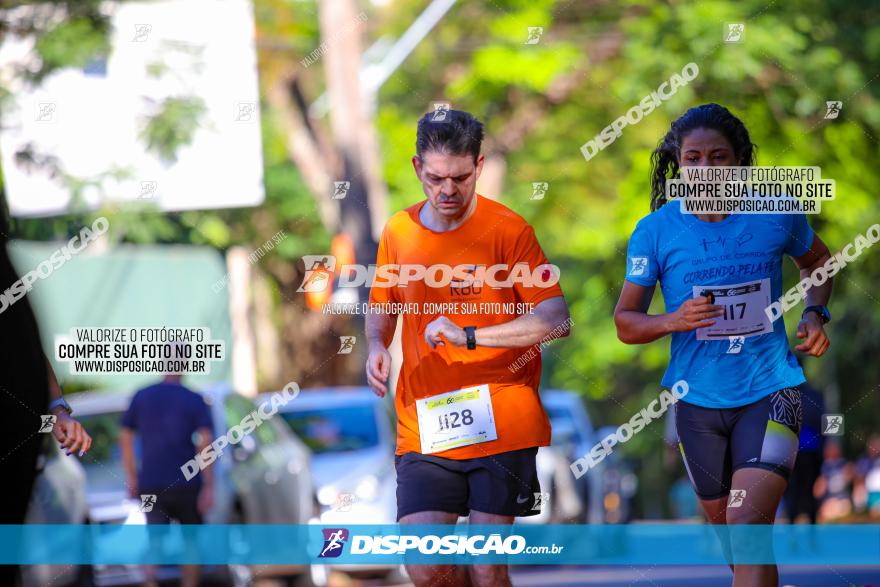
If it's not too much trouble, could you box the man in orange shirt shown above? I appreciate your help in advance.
[366,109,570,587]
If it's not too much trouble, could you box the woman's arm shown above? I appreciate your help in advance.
[791,233,832,356]
[47,359,92,456]
[613,281,722,344]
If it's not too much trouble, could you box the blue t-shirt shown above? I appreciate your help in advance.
[121,382,214,490]
[625,203,813,408]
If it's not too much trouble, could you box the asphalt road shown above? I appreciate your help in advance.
[510,565,880,586]
[257,565,880,587]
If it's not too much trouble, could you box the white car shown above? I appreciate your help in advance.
[265,386,405,583]
[22,435,91,587]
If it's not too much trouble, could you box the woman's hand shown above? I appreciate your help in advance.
[795,312,830,356]
[665,296,724,333]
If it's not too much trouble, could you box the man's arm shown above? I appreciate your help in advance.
[366,311,397,349]
[194,426,214,513]
[365,311,398,396]
[119,427,138,497]
[424,296,571,350]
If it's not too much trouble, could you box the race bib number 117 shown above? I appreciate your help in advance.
[693,278,773,341]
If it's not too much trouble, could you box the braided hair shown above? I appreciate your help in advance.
[650,103,756,211]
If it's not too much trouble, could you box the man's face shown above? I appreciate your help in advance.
[412,151,484,219]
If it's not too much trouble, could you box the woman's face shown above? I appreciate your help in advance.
[679,127,738,167]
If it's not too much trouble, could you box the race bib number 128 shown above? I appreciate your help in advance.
[416,384,497,454]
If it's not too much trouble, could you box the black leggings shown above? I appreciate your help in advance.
[676,387,803,500]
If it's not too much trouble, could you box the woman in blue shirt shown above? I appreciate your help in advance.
[614,103,833,586]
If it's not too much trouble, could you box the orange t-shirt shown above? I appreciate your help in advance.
[369,195,565,459]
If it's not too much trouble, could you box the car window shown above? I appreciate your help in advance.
[280,403,379,454]
[225,393,279,446]
[224,393,251,429]
[251,397,280,445]
[543,404,584,445]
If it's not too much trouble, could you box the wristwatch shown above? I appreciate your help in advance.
[802,305,831,324]
[463,326,477,350]
[49,397,73,416]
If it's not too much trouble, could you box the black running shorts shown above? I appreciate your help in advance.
[395,447,541,520]
[675,387,803,500]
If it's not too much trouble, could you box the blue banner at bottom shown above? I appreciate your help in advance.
[3,524,879,565]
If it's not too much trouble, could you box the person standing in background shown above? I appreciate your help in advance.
[854,433,880,516]
[783,379,825,524]
[120,357,214,587]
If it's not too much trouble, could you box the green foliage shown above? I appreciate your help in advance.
[4,0,879,515]
[34,17,109,73]
[139,96,206,163]
[373,0,880,512]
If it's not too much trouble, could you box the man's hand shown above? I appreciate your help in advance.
[796,312,830,356]
[198,484,214,515]
[665,296,723,333]
[424,316,466,349]
[51,411,92,457]
[366,342,392,397]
